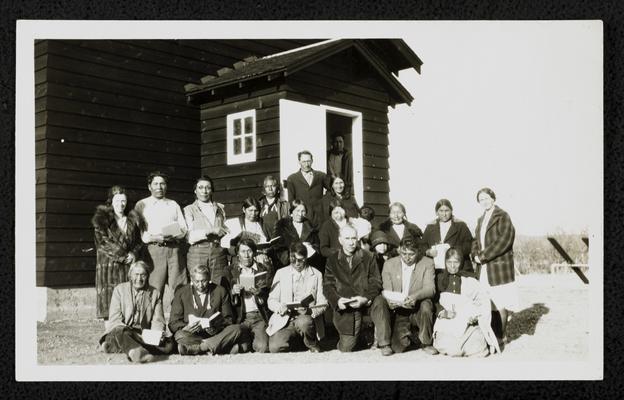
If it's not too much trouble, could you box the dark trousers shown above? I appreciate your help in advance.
[269,314,319,353]
[240,311,269,353]
[102,326,173,359]
[334,295,391,352]
[173,324,242,355]
[390,299,434,353]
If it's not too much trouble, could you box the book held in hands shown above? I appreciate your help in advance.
[161,222,183,238]
[188,312,222,329]
[239,270,268,290]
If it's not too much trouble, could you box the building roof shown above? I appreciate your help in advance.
[185,39,422,105]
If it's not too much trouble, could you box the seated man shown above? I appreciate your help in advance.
[323,225,393,356]
[230,238,272,353]
[381,238,438,355]
[169,264,242,355]
[267,242,327,353]
[99,261,173,363]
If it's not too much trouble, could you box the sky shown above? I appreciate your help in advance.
[386,22,602,236]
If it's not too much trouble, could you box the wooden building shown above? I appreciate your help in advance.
[35,39,421,288]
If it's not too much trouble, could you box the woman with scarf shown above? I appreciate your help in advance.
[432,248,500,357]
[92,185,145,319]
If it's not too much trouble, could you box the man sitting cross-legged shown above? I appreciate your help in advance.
[169,264,242,355]
[267,242,327,353]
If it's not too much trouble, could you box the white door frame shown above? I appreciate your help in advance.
[321,104,364,206]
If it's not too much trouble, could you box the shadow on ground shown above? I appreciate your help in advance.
[505,303,550,342]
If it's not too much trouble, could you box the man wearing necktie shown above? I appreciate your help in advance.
[381,238,438,355]
[286,151,331,228]
[169,265,242,355]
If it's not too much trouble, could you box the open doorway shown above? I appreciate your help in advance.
[323,106,363,204]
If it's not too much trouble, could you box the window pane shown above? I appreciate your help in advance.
[233,138,241,155]
[244,116,253,133]
[233,119,241,136]
[244,136,253,153]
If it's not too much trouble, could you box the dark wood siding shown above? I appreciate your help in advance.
[37,39,313,287]
[283,49,393,223]
[200,90,286,217]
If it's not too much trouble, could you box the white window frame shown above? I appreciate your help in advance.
[226,109,257,165]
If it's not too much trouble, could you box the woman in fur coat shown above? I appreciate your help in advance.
[92,185,145,319]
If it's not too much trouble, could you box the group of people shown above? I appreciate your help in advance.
[93,147,518,363]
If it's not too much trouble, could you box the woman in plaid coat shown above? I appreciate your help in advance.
[470,187,519,345]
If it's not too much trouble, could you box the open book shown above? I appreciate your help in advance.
[161,222,183,238]
[141,329,163,346]
[285,294,315,310]
[188,312,222,329]
[239,270,268,290]
[382,290,407,303]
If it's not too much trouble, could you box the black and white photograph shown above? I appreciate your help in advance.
[15,20,603,381]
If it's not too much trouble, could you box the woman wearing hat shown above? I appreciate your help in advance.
[369,230,398,273]
[422,199,474,274]
[471,187,519,345]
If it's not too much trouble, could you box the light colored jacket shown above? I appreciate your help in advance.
[100,282,166,342]
[268,265,327,339]
[381,256,435,302]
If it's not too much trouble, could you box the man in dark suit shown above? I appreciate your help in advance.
[169,265,242,355]
[286,150,330,227]
[323,225,393,356]
[381,238,438,355]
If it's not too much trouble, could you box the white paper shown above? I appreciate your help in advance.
[188,312,221,329]
[303,242,316,257]
[141,329,162,346]
[382,290,406,303]
[433,243,451,269]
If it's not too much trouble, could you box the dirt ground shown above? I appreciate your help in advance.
[37,273,589,365]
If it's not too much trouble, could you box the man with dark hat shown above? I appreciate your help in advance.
[381,237,438,355]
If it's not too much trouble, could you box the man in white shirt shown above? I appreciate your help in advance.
[135,171,188,296]
[184,176,230,287]
[381,238,438,355]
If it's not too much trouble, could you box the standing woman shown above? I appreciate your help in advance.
[471,187,519,345]
[375,202,425,252]
[92,185,145,319]
[319,176,360,225]
[273,199,320,269]
[319,200,351,258]
[423,199,474,274]
[222,197,273,269]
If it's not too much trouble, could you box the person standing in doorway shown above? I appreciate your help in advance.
[327,134,353,194]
